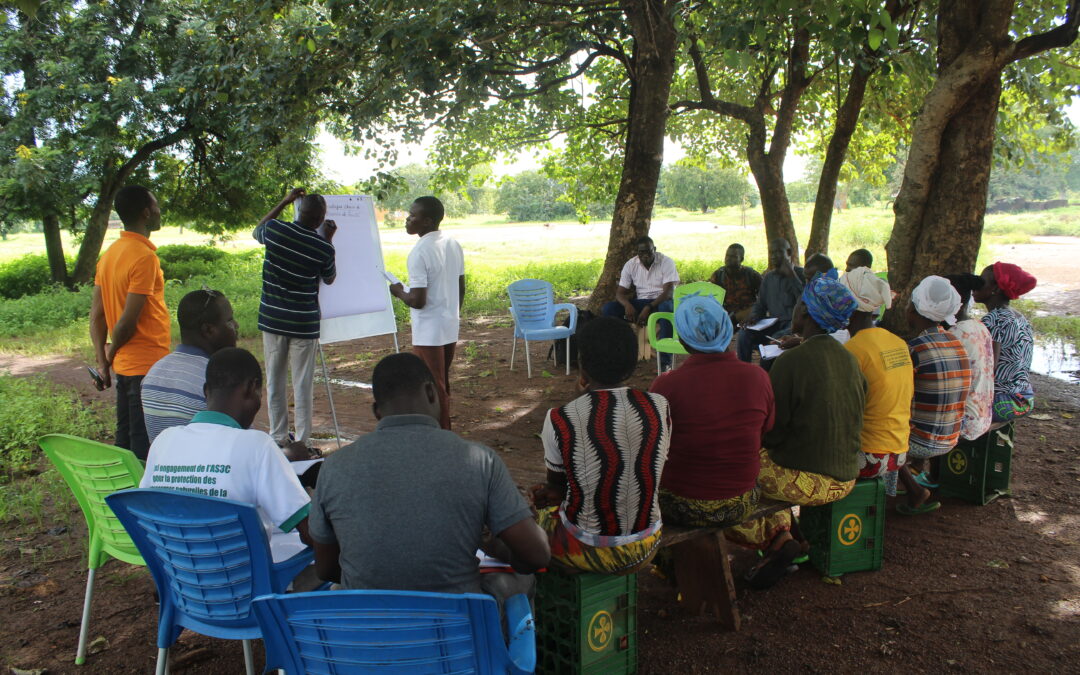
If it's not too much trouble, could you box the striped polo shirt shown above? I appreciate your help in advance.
[908,328,972,455]
[253,219,336,339]
[541,388,671,544]
[141,344,210,443]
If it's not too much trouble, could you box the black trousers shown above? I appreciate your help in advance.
[115,374,149,460]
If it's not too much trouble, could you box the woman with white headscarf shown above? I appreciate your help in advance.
[650,293,775,529]
[840,267,914,498]
[896,276,972,515]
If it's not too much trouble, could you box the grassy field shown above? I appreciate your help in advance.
[1,203,1077,359]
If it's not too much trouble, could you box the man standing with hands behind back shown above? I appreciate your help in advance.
[90,185,172,460]
[389,196,464,430]
[254,187,337,453]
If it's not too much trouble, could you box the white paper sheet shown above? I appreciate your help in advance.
[759,344,784,360]
[746,317,780,332]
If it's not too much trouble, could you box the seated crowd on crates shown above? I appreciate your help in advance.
[130,245,1038,603]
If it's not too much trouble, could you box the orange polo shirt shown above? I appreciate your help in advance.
[94,231,171,376]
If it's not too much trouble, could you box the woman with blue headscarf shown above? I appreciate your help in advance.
[650,293,775,529]
[725,276,867,589]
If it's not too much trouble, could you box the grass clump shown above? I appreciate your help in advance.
[0,374,111,474]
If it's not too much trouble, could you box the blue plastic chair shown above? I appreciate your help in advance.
[252,589,536,674]
[105,489,314,675]
[508,279,578,378]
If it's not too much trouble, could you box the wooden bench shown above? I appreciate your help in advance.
[657,499,794,631]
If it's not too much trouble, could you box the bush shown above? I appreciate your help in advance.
[0,254,69,299]
[0,284,92,338]
[0,374,110,474]
[157,244,227,281]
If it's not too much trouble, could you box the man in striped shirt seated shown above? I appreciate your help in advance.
[141,288,238,443]
[254,187,337,452]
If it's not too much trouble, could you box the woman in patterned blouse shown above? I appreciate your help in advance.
[973,262,1037,423]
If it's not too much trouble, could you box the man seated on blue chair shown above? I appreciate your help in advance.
[140,347,313,562]
[308,353,550,610]
[601,236,679,371]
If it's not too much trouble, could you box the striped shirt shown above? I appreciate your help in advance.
[253,219,336,339]
[908,328,972,455]
[982,307,1034,398]
[541,388,670,544]
[141,344,209,443]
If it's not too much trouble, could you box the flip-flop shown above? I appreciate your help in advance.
[896,501,941,515]
[746,540,802,590]
[914,472,939,489]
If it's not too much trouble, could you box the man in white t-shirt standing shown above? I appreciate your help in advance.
[389,196,464,430]
[601,236,680,370]
[140,347,312,562]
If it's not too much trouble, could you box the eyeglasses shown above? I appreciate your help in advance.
[201,284,220,309]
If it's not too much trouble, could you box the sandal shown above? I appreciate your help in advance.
[896,501,941,515]
[746,540,801,590]
[913,472,939,489]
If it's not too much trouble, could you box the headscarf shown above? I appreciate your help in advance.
[840,266,892,313]
[674,292,733,353]
[992,262,1037,300]
[801,275,858,333]
[911,275,962,325]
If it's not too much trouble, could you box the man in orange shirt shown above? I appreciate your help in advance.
[90,185,172,459]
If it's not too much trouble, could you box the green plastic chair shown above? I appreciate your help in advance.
[646,281,726,375]
[39,434,146,666]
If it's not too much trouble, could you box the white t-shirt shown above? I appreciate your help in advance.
[407,230,465,346]
[618,251,679,300]
[140,411,311,562]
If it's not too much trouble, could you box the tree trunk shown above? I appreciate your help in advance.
[71,183,121,285]
[807,64,873,259]
[587,0,678,312]
[42,212,69,285]
[883,0,1078,333]
[747,145,799,257]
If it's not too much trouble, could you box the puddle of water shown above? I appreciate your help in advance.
[1032,340,1079,384]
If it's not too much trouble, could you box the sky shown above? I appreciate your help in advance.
[316,100,1080,189]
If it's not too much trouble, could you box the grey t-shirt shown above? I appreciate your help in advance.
[308,414,532,594]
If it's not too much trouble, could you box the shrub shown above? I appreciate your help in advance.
[0,374,111,474]
[0,254,69,299]
[157,244,226,280]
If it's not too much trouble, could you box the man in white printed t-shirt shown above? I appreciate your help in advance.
[389,196,465,430]
[601,236,680,370]
[140,347,312,562]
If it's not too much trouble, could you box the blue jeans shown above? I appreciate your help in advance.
[601,299,674,368]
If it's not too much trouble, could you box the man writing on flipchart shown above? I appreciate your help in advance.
[389,196,465,430]
[253,187,337,453]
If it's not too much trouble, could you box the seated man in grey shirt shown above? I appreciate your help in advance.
[309,353,550,602]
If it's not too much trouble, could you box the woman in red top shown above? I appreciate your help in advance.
[650,292,775,527]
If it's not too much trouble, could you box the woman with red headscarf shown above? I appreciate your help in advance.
[973,262,1037,423]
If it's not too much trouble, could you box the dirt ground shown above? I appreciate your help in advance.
[2,318,1079,674]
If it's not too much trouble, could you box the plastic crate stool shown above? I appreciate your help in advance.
[535,570,637,674]
[800,478,885,577]
[939,422,1014,505]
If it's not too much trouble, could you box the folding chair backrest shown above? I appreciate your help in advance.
[674,280,726,308]
[253,590,521,675]
[106,489,276,638]
[508,279,555,328]
[39,434,145,568]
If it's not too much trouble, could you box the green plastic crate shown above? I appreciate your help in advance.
[801,477,885,577]
[535,571,637,674]
[939,423,1013,505]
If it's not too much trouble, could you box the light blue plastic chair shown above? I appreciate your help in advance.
[252,589,536,674]
[105,489,314,675]
[508,279,578,377]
